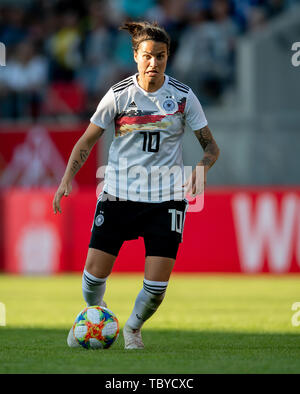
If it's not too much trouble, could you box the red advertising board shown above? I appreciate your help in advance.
[0,123,99,273]
[1,187,300,274]
[0,123,97,189]
[177,188,300,273]
[3,189,64,274]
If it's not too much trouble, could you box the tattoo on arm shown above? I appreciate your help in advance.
[71,160,81,176]
[67,126,104,179]
[194,126,220,168]
[70,147,91,176]
[200,156,214,167]
[80,149,89,163]
[194,126,212,150]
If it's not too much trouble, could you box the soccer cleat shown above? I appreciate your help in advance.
[123,324,144,349]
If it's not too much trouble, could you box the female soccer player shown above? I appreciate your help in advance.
[53,21,219,349]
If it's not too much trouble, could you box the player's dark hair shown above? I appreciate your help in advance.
[119,21,170,55]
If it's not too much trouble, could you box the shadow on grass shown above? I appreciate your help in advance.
[0,327,300,374]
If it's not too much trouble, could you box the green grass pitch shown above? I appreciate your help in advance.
[0,273,300,374]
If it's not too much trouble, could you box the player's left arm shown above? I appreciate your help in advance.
[184,125,220,196]
[195,125,220,169]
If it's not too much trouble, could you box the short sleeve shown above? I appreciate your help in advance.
[90,88,117,129]
[185,89,208,131]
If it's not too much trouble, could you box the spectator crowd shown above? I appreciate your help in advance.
[0,0,296,121]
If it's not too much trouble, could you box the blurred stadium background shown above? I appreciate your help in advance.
[0,0,300,276]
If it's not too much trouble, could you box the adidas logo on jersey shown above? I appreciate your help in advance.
[128,101,137,108]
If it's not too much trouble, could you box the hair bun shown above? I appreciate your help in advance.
[120,22,144,36]
[119,21,170,54]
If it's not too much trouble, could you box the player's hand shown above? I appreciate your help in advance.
[53,180,72,214]
[183,165,208,197]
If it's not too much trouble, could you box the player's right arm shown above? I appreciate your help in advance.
[53,122,104,214]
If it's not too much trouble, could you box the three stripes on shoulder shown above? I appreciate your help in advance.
[168,77,189,93]
[112,77,134,93]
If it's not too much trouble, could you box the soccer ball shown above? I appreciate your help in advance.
[71,306,119,349]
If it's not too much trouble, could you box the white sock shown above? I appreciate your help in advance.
[82,269,107,307]
[126,279,168,330]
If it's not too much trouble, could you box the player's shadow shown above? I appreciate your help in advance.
[1,327,300,373]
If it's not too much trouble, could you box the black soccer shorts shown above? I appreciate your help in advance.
[89,192,188,259]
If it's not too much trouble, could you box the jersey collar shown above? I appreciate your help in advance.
[133,73,169,95]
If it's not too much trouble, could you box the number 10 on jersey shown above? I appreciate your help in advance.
[168,209,183,234]
[139,131,160,152]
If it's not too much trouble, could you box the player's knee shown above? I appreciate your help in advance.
[84,248,115,278]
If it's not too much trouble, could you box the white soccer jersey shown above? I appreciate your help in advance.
[90,73,208,202]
